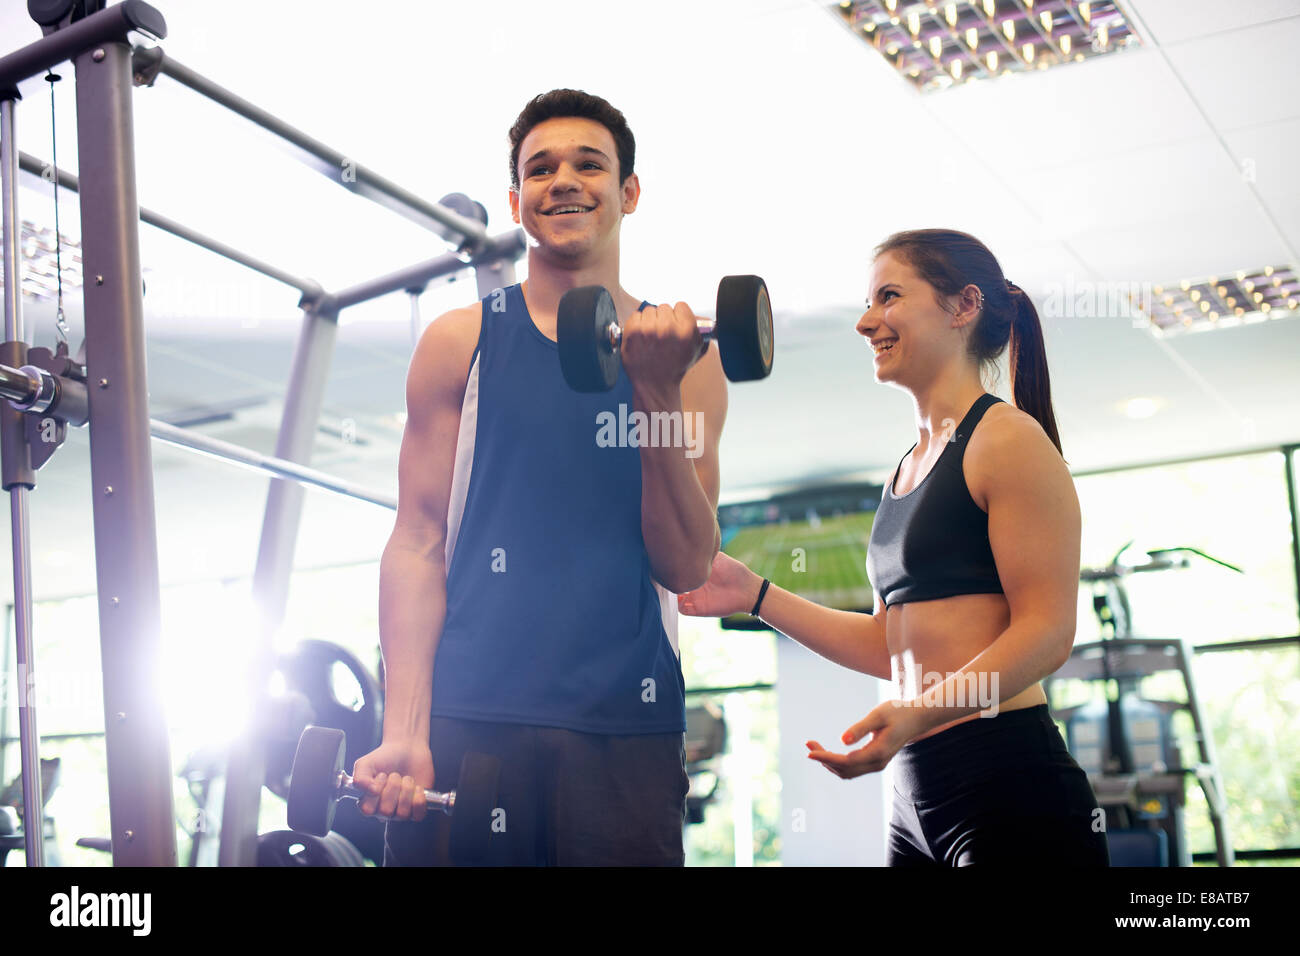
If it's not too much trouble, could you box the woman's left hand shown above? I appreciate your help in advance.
[806,700,932,779]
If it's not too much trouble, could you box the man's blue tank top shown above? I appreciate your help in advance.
[431,283,686,735]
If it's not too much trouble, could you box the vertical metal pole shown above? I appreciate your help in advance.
[1283,446,1300,632]
[1,604,10,787]
[408,288,421,351]
[474,258,516,300]
[2,93,45,867]
[218,301,338,866]
[73,41,176,866]
[1179,640,1234,866]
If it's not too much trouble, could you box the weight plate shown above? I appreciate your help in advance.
[558,285,621,392]
[438,192,489,228]
[322,830,366,867]
[327,797,387,866]
[715,275,775,383]
[287,725,346,837]
[276,640,381,785]
[256,829,341,867]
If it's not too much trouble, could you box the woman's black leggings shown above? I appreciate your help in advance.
[887,703,1110,866]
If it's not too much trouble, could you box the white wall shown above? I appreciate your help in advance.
[777,634,887,865]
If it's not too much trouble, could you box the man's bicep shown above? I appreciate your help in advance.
[681,343,727,510]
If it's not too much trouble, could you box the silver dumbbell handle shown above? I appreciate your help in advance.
[336,770,455,817]
[608,317,716,348]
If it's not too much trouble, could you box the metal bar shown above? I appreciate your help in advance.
[1178,639,1234,866]
[1192,847,1300,862]
[1069,443,1295,479]
[149,418,395,509]
[1191,635,1300,654]
[0,1,165,93]
[474,248,518,300]
[255,302,340,636]
[1285,449,1300,633]
[7,492,40,865]
[332,229,526,312]
[219,300,340,866]
[17,151,321,298]
[0,363,39,404]
[0,605,10,786]
[685,682,775,697]
[2,731,106,743]
[2,93,45,868]
[74,39,176,866]
[145,52,490,250]
[408,290,421,352]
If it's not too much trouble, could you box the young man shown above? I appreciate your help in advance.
[352,89,728,865]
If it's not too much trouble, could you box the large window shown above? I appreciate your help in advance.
[1184,646,1299,861]
[677,614,779,867]
[1073,451,1298,646]
[1062,448,1300,864]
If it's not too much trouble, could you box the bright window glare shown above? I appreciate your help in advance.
[160,581,265,752]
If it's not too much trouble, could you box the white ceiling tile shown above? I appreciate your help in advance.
[1065,204,1290,282]
[1222,117,1300,255]
[1016,136,1266,250]
[1161,15,1300,131]
[1128,0,1300,46]
[927,47,1208,173]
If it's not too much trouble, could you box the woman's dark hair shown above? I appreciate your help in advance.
[874,228,1063,457]
[508,89,635,191]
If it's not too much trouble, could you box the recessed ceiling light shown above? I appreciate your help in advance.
[1119,397,1162,419]
[831,0,1141,93]
[1131,264,1299,336]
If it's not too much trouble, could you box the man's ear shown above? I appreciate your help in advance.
[509,188,521,225]
[621,173,641,215]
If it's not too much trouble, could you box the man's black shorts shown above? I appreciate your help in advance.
[383,716,689,866]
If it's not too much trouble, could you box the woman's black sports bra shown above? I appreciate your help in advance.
[866,393,1005,608]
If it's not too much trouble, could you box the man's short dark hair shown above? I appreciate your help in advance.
[508,89,635,191]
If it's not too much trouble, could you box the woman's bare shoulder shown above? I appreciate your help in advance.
[963,400,1066,511]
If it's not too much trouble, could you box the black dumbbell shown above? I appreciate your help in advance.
[558,275,774,392]
[286,725,500,864]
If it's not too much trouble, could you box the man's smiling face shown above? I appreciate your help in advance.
[510,116,639,261]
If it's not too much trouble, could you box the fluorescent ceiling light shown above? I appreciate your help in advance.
[1134,264,1299,337]
[832,0,1141,93]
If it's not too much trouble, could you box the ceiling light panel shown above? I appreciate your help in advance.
[833,0,1142,93]
[1135,264,1299,336]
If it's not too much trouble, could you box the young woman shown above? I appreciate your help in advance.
[679,229,1109,866]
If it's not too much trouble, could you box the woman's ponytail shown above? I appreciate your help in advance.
[1006,283,1063,457]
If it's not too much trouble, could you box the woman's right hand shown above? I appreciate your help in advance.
[351,736,436,822]
[677,551,765,618]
